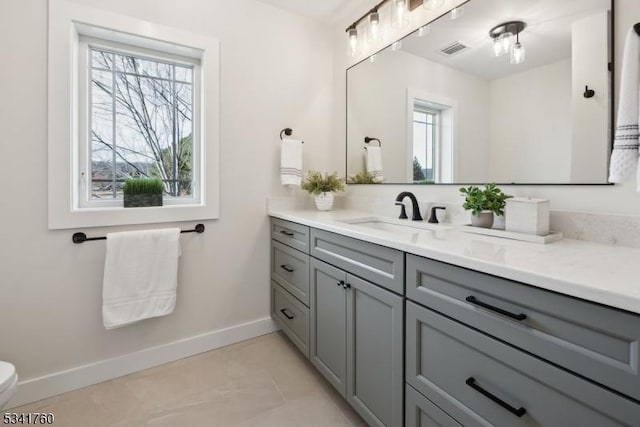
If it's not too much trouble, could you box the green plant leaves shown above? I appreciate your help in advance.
[301,171,345,195]
[459,183,512,216]
[123,178,164,195]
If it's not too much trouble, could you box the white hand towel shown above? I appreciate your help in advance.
[103,228,181,329]
[280,138,303,186]
[609,27,640,188]
[366,147,385,182]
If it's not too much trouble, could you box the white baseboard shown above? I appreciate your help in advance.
[9,317,278,408]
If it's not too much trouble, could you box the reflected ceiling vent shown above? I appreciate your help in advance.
[438,41,469,57]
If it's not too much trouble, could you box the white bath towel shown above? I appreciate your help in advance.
[609,27,640,188]
[103,228,181,329]
[366,147,385,182]
[280,138,303,186]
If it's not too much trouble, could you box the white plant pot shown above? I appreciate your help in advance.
[314,192,335,211]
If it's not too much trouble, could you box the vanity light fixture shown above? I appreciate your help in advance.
[422,0,445,11]
[348,26,359,57]
[489,21,526,63]
[368,10,381,43]
[392,0,410,29]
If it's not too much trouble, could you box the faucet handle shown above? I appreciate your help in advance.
[395,202,408,220]
[428,206,447,224]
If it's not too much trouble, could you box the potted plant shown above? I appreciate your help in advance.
[460,183,511,228]
[123,178,164,208]
[301,171,345,211]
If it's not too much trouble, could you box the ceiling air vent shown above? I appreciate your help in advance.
[438,41,469,57]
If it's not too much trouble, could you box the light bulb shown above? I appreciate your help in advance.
[510,42,525,64]
[391,40,402,51]
[392,0,409,29]
[492,37,504,57]
[348,27,358,57]
[423,0,445,10]
[368,11,380,44]
[500,32,514,53]
[450,6,464,20]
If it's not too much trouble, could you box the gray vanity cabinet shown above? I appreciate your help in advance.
[310,258,348,395]
[310,257,404,427]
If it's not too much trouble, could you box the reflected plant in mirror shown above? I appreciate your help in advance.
[347,0,613,185]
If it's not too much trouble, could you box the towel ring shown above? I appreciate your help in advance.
[280,128,304,144]
[364,137,381,150]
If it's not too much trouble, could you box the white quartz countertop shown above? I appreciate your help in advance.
[269,208,640,315]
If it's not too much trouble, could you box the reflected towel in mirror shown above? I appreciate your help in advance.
[609,27,640,189]
[366,146,385,182]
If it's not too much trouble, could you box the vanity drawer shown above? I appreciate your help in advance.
[406,302,640,427]
[407,254,640,401]
[271,240,310,306]
[406,384,462,427]
[272,281,309,358]
[271,218,310,254]
[310,228,404,294]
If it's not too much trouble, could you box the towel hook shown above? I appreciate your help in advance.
[583,85,595,99]
[280,128,304,144]
[364,137,381,150]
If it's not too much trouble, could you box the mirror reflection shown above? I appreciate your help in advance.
[347,0,612,184]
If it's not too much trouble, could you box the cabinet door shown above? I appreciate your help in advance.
[346,274,404,427]
[310,258,347,396]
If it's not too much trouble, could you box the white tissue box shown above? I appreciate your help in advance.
[505,198,550,236]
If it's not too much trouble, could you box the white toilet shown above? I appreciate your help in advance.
[0,362,18,410]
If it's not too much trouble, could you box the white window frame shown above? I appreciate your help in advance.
[48,1,219,229]
[78,38,202,209]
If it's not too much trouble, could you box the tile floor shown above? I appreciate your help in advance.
[8,332,366,426]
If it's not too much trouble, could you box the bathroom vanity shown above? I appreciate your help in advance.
[269,210,640,427]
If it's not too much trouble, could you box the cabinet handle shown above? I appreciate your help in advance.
[337,280,345,287]
[280,230,295,237]
[280,308,295,320]
[465,296,527,321]
[280,264,295,273]
[343,283,351,289]
[466,377,527,418]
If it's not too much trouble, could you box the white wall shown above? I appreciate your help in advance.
[488,59,573,183]
[570,11,610,182]
[347,49,490,183]
[332,0,640,216]
[0,0,333,394]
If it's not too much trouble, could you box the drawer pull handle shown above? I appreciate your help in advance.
[343,283,351,289]
[465,296,527,321]
[280,230,295,237]
[280,264,295,273]
[337,280,345,287]
[466,377,527,418]
[280,308,295,320]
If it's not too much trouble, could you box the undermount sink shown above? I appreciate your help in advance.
[339,217,451,236]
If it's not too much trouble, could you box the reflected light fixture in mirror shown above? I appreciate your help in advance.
[490,21,526,64]
[450,6,464,19]
[391,40,403,51]
[417,24,430,37]
[510,30,526,64]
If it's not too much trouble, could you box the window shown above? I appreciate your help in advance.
[413,107,439,183]
[48,2,219,229]
[80,42,200,207]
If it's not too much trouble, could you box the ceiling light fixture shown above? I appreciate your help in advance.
[489,21,526,64]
